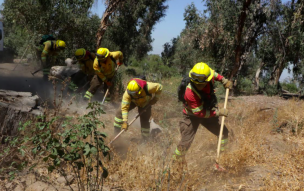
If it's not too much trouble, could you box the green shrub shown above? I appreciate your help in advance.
[281,82,299,93]
[238,77,255,95]
[264,84,280,96]
[2,102,110,190]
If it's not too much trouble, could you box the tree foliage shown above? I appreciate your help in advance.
[1,0,168,63]
[1,0,99,59]
[160,0,304,94]
[161,37,177,67]
[100,0,168,61]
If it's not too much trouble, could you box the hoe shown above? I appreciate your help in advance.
[214,88,229,171]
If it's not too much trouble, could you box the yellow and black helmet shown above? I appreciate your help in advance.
[96,48,109,60]
[75,48,86,60]
[127,80,142,96]
[56,40,66,50]
[189,62,214,84]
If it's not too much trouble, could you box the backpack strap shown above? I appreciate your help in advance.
[192,81,217,109]
[50,41,54,51]
[143,84,152,97]
[98,55,116,68]
[110,56,116,64]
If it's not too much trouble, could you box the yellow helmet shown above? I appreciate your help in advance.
[189,62,214,84]
[96,48,109,60]
[127,80,142,96]
[75,48,86,60]
[56,40,66,50]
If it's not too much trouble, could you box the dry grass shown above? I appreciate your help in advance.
[98,96,304,190]
[2,73,304,190]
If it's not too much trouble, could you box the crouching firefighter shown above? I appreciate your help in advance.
[37,39,66,80]
[84,48,123,102]
[173,62,233,167]
[69,48,96,91]
[113,78,162,139]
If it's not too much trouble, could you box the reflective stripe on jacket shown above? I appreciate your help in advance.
[40,40,60,62]
[183,70,224,118]
[93,51,123,81]
[121,81,162,121]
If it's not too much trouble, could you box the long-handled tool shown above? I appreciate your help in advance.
[215,88,229,171]
[31,68,43,76]
[109,104,150,145]
[101,65,120,104]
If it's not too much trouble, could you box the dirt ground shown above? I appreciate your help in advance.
[1,61,304,190]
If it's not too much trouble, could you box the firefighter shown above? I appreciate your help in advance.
[38,40,66,80]
[113,78,162,139]
[84,48,123,102]
[173,62,233,168]
[70,48,96,90]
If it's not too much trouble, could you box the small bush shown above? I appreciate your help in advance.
[125,68,137,76]
[264,84,280,96]
[2,102,110,190]
[281,82,299,93]
[238,77,255,95]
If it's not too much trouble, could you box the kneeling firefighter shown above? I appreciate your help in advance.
[113,78,162,139]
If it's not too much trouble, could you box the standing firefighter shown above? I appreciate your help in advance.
[37,39,66,79]
[70,48,96,90]
[113,78,162,139]
[174,62,233,167]
[84,48,123,102]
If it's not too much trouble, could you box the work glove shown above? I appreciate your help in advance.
[105,81,112,87]
[216,108,228,117]
[222,78,233,89]
[122,122,128,131]
[149,97,158,105]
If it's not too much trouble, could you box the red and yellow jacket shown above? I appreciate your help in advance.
[93,51,123,81]
[78,51,96,76]
[183,70,225,118]
[121,79,162,122]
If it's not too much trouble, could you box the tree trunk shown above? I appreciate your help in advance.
[0,90,43,139]
[254,62,265,90]
[269,61,285,86]
[96,0,125,49]
[229,0,252,80]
